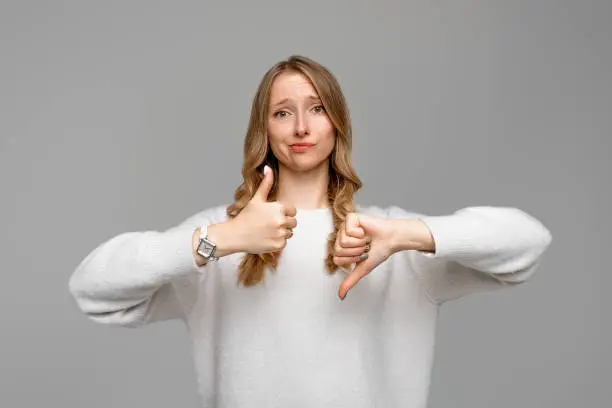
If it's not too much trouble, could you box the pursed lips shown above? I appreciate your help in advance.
[289,143,315,152]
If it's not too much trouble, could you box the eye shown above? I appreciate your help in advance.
[312,104,326,113]
[273,110,290,119]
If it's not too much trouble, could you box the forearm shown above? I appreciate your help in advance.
[390,219,436,254]
[192,220,244,266]
[69,227,197,320]
[414,207,552,274]
[386,205,552,303]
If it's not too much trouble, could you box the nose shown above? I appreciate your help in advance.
[294,112,309,137]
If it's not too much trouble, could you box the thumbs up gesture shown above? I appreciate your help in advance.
[232,165,297,255]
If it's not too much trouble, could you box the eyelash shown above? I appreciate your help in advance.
[273,104,326,118]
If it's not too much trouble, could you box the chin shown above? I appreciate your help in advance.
[285,159,328,173]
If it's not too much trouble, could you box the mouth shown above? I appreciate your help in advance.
[290,143,315,153]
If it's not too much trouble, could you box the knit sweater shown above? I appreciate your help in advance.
[68,204,552,408]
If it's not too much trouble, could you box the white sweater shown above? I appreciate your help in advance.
[68,204,552,408]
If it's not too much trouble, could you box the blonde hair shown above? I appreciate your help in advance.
[226,55,362,286]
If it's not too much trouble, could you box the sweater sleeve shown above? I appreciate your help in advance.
[387,205,552,304]
[68,206,223,327]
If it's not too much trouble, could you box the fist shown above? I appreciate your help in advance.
[332,220,371,268]
[334,212,397,300]
[233,165,297,255]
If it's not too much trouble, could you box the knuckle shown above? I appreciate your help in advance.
[339,235,348,247]
[273,237,287,248]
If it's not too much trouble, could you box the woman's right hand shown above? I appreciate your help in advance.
[231,165,297,254]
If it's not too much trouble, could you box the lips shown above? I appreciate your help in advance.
[290,143,314,152]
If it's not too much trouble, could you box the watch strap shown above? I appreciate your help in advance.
[198,223,219,261]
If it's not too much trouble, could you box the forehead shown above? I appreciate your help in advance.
[269,71,319,103]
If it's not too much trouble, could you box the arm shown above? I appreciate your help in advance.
[388,206,552,304]
[68,205,233,327]
[192,221,243,267]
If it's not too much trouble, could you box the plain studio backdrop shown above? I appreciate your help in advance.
[1,1,609,407]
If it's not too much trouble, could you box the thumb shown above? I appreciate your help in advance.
[355,214,377,231]
[338,258,373,300]
[253,165,274,201]
[345,213,365,238]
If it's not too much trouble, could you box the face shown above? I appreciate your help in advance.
[267,71,335,174]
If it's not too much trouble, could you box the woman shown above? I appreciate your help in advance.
[69,55,552,408]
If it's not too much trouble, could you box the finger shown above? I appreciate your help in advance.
[253,165,274,201]
[285,229,294,239]
[283,204,297,217]
[345,213,364,238]
[283,216,297,229]
[333,253,369,266]
[334,244,367,257]
[337,233,370,249]
[339,260,373,300]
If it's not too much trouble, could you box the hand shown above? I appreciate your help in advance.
[334,213,398,300]
[231,165,297,255]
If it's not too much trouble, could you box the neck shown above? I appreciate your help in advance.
[275,162,330,210]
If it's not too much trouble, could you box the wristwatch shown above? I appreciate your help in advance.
[196,223,219,262]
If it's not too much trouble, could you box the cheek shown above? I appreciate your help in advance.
[267,122,290,156]
[267,137,282,159]
[314,114,333,132]
[314,117,335,146]
[267,119,294,139]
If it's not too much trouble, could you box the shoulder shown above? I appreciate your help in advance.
[355,203,426,219]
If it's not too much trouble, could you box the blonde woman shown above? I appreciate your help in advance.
[69,55,552,408]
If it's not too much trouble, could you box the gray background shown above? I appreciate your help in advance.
[1,0,609,407]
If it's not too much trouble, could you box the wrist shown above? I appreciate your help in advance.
[391,219,436,254]
[192,228,207,266]
[192,221,241,266]
[206,220,243,257]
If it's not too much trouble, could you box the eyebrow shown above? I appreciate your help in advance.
[271,95,321,108]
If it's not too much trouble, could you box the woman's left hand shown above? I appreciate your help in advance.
[334,213,399,300]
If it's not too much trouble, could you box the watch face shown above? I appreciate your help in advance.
[197,240,214,257]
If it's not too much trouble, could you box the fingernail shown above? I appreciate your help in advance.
[359,253,369,260]
[366,236,372,243]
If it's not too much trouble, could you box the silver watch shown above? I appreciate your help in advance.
[196,224,219,261]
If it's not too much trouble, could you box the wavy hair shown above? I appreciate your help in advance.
[226,55,362,287]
